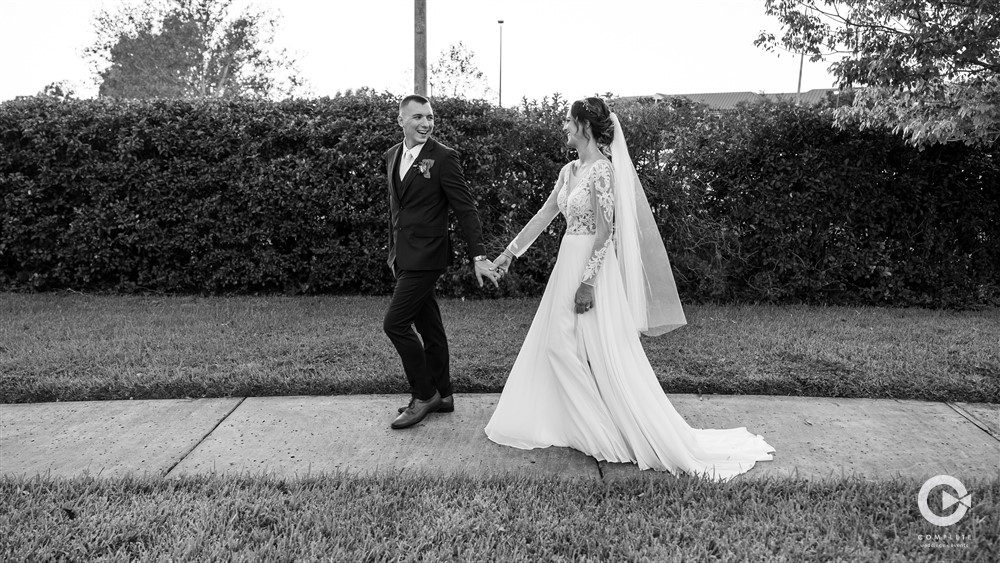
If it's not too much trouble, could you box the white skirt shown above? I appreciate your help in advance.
[485,234,774,480]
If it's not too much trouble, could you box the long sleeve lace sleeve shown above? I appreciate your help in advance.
[505,168,566,257]
[581,161,615,285]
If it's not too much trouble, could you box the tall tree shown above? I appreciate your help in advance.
[87,0,304,99]
[757,0,999,147]
[429,42,494,100]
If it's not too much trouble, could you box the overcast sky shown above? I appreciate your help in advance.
[0,0,839,103]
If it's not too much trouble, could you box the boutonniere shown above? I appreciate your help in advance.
[416,159,435,179]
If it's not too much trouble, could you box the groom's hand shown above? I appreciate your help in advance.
[474,258,500,289]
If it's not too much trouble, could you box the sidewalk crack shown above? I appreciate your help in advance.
[945,402,1000,442]
[163,397,246,479]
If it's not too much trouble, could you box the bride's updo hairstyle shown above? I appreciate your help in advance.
[571,97,614,148]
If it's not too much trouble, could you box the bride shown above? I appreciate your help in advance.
[486,97,774,480]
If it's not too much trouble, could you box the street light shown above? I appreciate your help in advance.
[498,20,504,107]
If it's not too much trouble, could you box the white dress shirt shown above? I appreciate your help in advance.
[399,141,425,180]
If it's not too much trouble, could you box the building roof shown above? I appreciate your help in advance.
[762,88,842,106]
[662,91,763,110]
[617,88,842,110]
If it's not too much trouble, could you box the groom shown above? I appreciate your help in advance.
[383,94,498,430]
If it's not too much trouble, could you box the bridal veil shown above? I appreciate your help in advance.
[609,113,686,336]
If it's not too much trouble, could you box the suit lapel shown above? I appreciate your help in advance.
[388,144,403,199]
[386,146,405,239]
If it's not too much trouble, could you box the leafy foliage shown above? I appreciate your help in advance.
[660,99,1000,306]
[38,81,77,101]
[1,94,996,306]
[429,42,494,101]
[87,0,303,99]
[757,0,1000,147]
[0,94,560,297]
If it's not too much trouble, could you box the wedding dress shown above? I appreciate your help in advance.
[484,153,774,481]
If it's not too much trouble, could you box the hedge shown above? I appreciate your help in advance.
[1,93,997,307]
[651,99,1000,307]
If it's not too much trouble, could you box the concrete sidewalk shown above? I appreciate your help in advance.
[1,394,997,481]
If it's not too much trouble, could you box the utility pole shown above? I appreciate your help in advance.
[498,20,504,107]
[415,0,427,96]
[797,52,804,95]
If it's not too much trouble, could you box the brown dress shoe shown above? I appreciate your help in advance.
[391,391,442,429]
[398,394,453,414]
[437,394,454,413]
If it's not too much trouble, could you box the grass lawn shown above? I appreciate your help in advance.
[2,293,998,403]
[2,473,996,562]
[2,292,997,561]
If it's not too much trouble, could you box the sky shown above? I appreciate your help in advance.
[0,0,840,103]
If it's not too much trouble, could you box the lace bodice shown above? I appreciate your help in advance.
[507,159,615,284]
[558,161,614,234]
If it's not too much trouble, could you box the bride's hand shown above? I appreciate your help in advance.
[574,283,594,314]
[493,251,513,276]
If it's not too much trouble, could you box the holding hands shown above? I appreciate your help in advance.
[474,256,501,288]
[473,248,518,289]
[470,249,515,290]
[493,249,514,278]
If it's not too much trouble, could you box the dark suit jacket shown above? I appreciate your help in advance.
[385,138,486,272]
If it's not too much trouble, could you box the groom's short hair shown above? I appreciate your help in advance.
[399,94,430,113]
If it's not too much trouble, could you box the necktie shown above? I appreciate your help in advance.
[400,150,413,180]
